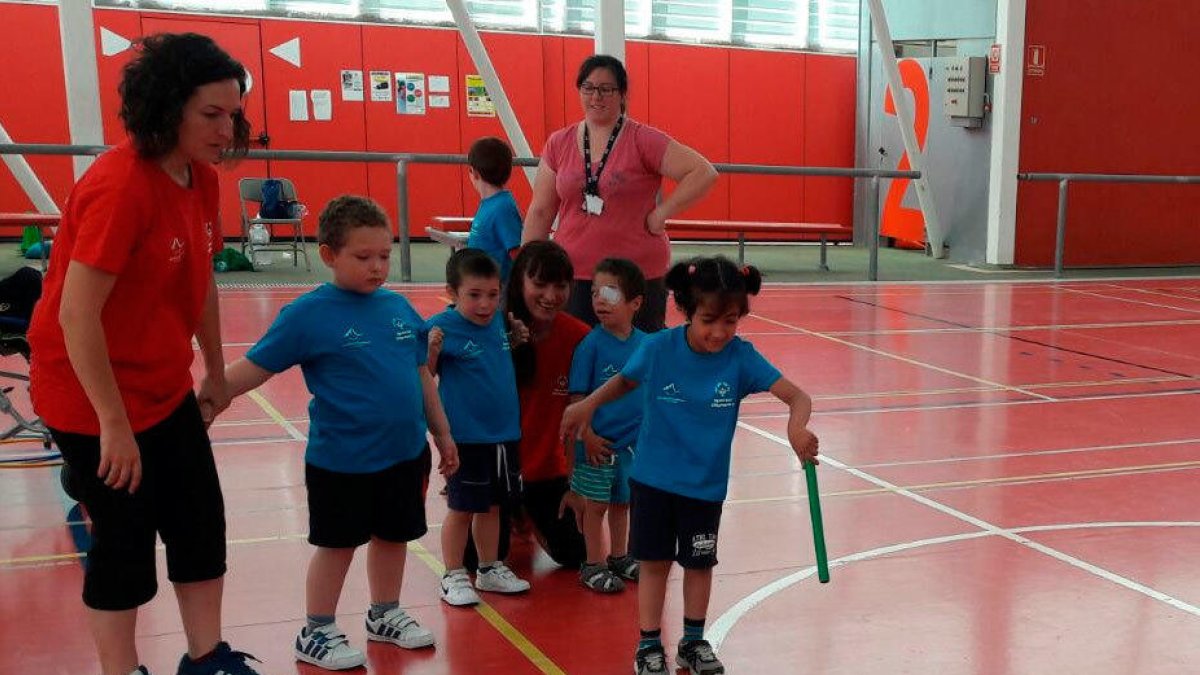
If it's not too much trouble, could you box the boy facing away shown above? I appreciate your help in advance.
[224,195,459,670]
[465,137,522,285]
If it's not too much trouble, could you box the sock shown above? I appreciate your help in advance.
[478,560,497,574]
[130,667,149,675]
[306,614,336,631]
[369,600,400,620]
[638,628,662,651]
[683,617,705,643]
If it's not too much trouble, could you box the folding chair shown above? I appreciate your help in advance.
[238,177,311,271]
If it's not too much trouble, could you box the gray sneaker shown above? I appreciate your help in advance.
[676,639,725,675]
[634,645,668,674]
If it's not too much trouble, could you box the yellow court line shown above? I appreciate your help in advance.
[406,541,567,675]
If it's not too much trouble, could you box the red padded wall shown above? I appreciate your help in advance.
[0,3,72,212]
[803,54,856,229]
[1016,0,1200,266]
[362,25,463,238]
[94,9,142,146]
[259,18,368,237]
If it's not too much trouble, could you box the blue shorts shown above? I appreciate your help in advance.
[447,441,521,513]
[570,441,633,504]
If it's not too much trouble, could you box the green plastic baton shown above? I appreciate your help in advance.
[803,460,830,583]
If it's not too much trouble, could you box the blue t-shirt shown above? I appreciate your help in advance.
[568,325,646,451]
[622,326,781,502]
[424,308,521,444]
[466,190,522,284]
[245,284,428,473]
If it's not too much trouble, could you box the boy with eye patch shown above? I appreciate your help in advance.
[566,257,647,593]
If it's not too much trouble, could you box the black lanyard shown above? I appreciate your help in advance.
[582,115,624,197]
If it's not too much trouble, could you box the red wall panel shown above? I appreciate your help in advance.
[803,54,856,229]
[729,49,804,229]
[647,43,730,221]
[0,3,72,212]
[141,15,271,238]
[1016,0,1200,266]
[362,25,463,238]
[259,19,368,237]
[94,9,142,146]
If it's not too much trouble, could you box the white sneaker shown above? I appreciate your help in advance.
[366,607,435,649]
[293,623,365,670]
[440,568,481,606]
[475,562,531,594]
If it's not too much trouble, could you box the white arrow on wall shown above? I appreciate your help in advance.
[269,37,301,68]
[100,27,131,57]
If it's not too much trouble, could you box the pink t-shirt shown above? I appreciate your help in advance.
[543,118,671,280]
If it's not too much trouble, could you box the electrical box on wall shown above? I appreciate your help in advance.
[943,56,986,128]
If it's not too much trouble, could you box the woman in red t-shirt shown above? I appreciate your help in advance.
[504,241,589,567]
[27,34,260,675]
[522,54,717,333]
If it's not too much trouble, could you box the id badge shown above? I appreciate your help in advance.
[584,193,605,215]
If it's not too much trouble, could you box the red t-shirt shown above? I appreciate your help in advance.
[518,312,590,482]
[28,142,218,434]
[543,118,672,280]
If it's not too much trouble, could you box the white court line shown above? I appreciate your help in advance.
[709,521,1200,650]
[749,313,1055,401]
[823,318,1200,336]
[741,386,1200,419]
[714,421,1200,652]
[1062,287,1200,315]
[855,436,1200,469]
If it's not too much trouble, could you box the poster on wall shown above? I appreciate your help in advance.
[395,72,426,115]
[428,75,450,93]
[370,71,392,101]
[430,95,450,108]
[288,89,309,121]
[340,70,364,101]
[311,90,333,121]
[465,75,495,117]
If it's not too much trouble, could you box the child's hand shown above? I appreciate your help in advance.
[427,326,444,358]
[583,427,613,466]
[791,428,820,466]
[557,489,585,532]
[560,401,592,447]
[433,432,459,477]
[507,312,530,347]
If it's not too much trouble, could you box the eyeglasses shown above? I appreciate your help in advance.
[579,83,620,98]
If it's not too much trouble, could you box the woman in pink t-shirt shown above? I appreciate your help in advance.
[521,55,717,332]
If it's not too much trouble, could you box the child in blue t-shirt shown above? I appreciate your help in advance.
[561,255,820,675]
[567,258,647,593]
[465,137,522,285]
[224,196,460,671]
[426,248,532,607]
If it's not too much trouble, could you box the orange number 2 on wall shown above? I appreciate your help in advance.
[881,59,930,246]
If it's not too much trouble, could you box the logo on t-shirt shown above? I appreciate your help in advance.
[711,381,735,409]
[461,339,483,358]
[658,382,685,404]
[204,221,214,255]
[392,318,414,342]
[342,327,370,348]
[554,375,570,396]
[602,364,619,379]
[168,237,185,264]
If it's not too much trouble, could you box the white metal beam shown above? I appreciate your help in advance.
[985,0,1026,265]
[57,0,103,179]
[865,0,946,257]
[0,121,62,214]
[594,0,626,61]
[444,0,537,188]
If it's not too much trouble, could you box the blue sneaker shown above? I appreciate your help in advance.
[176,641,261,675]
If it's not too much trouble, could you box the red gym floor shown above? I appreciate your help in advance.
[4,277,1200,674]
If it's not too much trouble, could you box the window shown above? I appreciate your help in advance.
[733,0,806,48]
[810,0,858,51]
[651,0,731,42]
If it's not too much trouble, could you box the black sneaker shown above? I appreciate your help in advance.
[176,641,261,675]
[634,644,668,674]
[676,639,725,675]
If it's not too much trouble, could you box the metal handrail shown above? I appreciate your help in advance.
[1017,172,1200,277]
[3,142,920,281]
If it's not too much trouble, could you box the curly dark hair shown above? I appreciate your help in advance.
[318,195,391,251]
[664,255,763,319]
[119,33,250,160]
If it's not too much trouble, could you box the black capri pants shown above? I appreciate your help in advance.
[51,393,227,611]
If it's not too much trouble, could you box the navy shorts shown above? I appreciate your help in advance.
[446,441,521,513]
[629,479,724,569]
